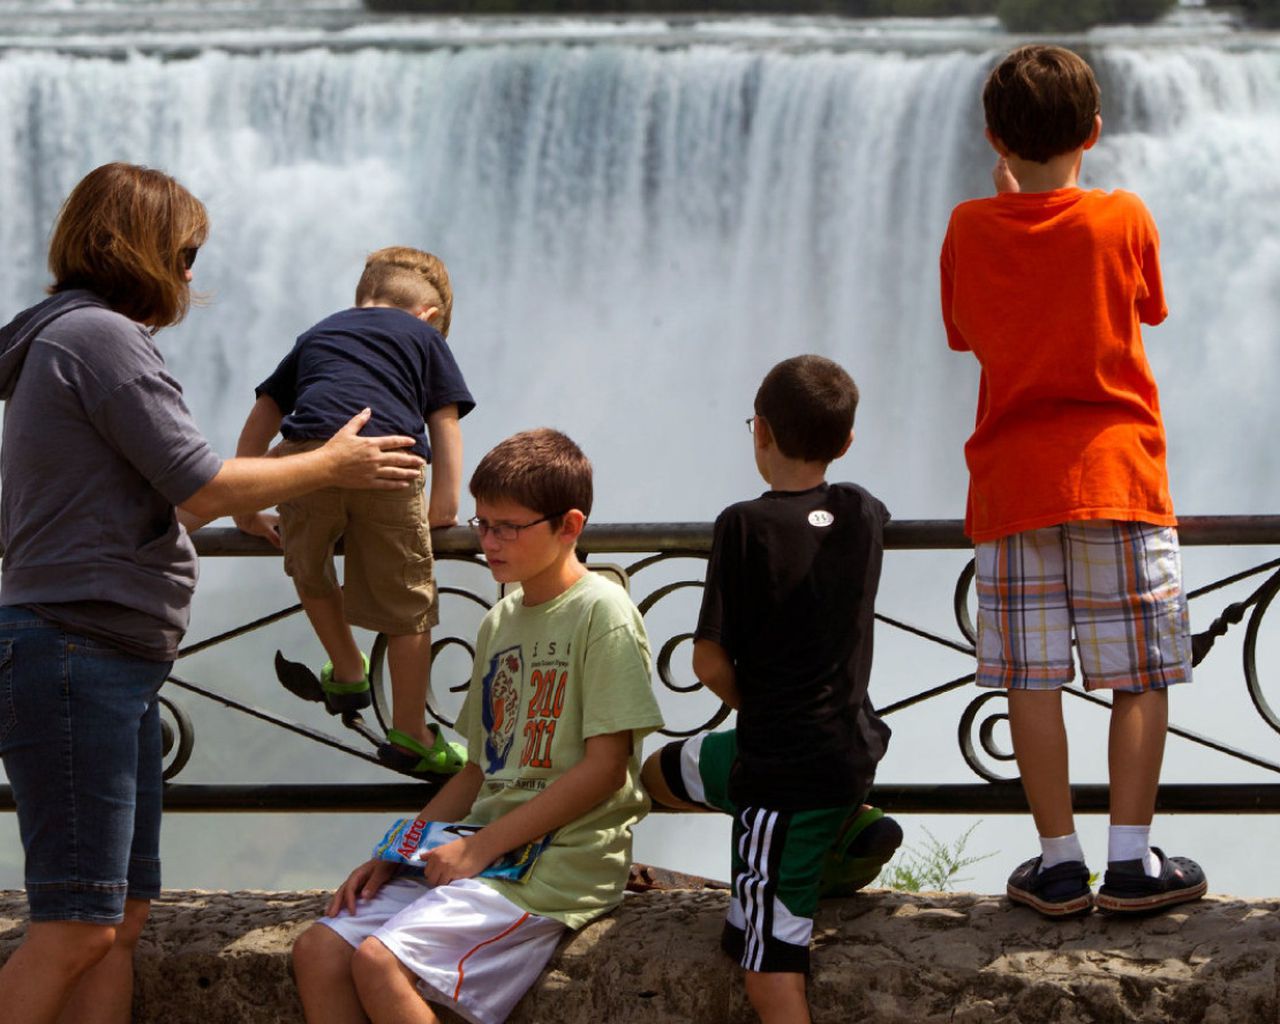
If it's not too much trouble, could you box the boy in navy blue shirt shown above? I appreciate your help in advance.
[235,246,473,776]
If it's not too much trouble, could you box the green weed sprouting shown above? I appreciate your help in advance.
[878,823,994,893]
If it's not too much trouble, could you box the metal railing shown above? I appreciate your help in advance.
[2,515,1278,815]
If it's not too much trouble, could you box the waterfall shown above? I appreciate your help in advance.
[1,14,1277,892]
[3,32,1276,518]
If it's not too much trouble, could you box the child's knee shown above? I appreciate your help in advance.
[292,923,352,979]
[743,969,809,1020]
[351,935,403,988]
[639,748,666,795]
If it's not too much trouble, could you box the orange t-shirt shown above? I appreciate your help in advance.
[940,187,1173,543]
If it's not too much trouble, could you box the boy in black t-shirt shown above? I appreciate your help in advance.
[641,354,899,1023]
[234,246,473,777]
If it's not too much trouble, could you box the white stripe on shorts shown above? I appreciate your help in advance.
[739,807,778,972]
[677,731,711,806]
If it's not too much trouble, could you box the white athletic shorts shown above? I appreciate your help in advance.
[320,876,566,1024]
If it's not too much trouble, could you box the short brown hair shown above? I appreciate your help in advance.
[983,45,1100,163]
[470,428,593,522]
[48,162,208,329]
[755,355,858,463]
[355,246,453,337]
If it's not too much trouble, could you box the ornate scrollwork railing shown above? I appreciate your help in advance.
[2,516,1278,814]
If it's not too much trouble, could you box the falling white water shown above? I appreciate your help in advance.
[0,11,1277,895]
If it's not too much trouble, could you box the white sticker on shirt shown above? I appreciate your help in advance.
[808,510,835,528]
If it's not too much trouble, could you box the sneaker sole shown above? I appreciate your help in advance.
[1095,878,1208,914]
[1006,884,1093,919]
[323,690,372,713]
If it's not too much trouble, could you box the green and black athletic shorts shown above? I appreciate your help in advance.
[655,729,861,973]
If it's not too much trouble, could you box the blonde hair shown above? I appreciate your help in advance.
[48,162,208,329]
[355,246,453,337]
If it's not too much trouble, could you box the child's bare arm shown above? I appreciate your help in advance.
[237,394,285,457]
[326,762,485,917]
[425,404,462,528]
[693,638,740,710]
[231,394,286,545]
[414,761,486,823]
[420,731,632,887]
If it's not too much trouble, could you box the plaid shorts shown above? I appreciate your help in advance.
[974,520,1192,693]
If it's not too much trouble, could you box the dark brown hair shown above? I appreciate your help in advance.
[470,428,593,522]
[355,246,453,337]
[755,354,858,463]
[48,162,208,329]
[983,45,1100,163]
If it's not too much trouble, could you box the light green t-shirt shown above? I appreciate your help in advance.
[455,571,665,929]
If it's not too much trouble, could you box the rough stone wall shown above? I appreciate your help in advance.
[2,888,1278,1023]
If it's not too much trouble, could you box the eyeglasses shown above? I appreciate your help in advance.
[468,510,569,542]
[745,415,755,435]
[180,247,199,270]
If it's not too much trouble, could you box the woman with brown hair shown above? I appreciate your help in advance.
[0,162,424,1024]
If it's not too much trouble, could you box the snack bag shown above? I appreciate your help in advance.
[374,819,553,882]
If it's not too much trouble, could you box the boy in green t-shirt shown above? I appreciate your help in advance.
[292,428,664,1024]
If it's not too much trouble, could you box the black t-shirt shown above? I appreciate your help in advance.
[696,482,892,811]
[257,306,474,462]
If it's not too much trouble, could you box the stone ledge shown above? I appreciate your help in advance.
[2,887,1277,1023]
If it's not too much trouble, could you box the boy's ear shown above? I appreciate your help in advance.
[557,509,587,543]
[834,430,853,460]
[754,416,773,449]
[984,126,1009,157]
[1083,114,1102,151]
[415,304,441,325]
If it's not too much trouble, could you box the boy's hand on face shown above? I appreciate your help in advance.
[992,156,1020,195]
[420,836,491,887]
[233,510,282,548]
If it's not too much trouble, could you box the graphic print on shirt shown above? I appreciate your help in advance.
[481,645,523,773]
[518,637,573,771]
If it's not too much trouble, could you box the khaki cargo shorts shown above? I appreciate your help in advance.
[274,439,438,636]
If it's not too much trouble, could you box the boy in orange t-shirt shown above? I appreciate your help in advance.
[940,45,1205,918]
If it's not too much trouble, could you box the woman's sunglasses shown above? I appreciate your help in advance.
[181,247,199,270]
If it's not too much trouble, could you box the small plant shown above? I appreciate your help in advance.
[878,823,994,892]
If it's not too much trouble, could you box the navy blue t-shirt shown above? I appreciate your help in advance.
[257,306,474,462]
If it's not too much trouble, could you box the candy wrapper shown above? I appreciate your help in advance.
[373,819,553,883]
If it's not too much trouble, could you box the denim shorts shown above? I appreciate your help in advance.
[0,607,171,923]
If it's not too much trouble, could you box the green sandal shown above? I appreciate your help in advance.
[818,807,904,898]
[319,653,372,713]
[377,727,467,778]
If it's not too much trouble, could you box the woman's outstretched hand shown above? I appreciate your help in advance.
[322,409,425,489]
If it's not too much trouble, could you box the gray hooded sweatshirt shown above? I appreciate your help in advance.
[0,290,223,659]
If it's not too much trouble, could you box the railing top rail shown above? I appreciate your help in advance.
[184,515,1280,557]
[0,514,1276,818]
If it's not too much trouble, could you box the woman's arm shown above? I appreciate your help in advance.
[179,408,422,525]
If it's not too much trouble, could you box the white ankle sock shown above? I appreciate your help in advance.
[1039,832,1085,869]
[1109,825,1161,876]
